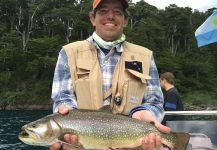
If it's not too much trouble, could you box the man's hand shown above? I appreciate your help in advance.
[50,106,80,150]
[132,110,171,150]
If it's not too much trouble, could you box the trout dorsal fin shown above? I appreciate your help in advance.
[98,105,112,113]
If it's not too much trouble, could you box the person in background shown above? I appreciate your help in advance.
[160,72,184,125]
[50,0,170,149]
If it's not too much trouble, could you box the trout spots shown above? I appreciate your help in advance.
[19,109,189,149]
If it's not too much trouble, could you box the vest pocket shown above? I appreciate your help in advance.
[121,69,149,115]
[77,69,90,78]
[122,80,146,115]
[75,78,93,109]
[75,59,93,109]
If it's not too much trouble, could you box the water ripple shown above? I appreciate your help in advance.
[0,110,51,150]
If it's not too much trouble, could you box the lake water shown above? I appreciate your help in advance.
[0,110,52,150]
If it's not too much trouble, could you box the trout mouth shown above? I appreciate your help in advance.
[19,129,30,138]
[18,128,39,142]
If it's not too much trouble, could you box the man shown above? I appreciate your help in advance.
[51,0,170,149]
[160,72,184,125]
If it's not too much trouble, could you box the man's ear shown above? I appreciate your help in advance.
[89,13,96,27]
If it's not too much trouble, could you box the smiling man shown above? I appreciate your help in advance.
[90,0,128,41]
[50,0,170,150]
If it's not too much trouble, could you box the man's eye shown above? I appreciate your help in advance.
[98,9,108,14]
[97,8,124,16]
[114,10,123,15]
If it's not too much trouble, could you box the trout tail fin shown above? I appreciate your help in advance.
[162,132,190,150]
[173,132,190,150]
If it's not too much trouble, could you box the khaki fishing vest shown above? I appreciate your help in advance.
[64,40,152,115]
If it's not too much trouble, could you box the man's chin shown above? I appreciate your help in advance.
[101,33,122,42]
[102,37,118,42]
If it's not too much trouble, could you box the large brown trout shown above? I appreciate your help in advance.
[18,109,190,150]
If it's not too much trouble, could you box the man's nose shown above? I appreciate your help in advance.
[107,10,115,19]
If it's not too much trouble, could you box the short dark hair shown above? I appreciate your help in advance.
[160,72,175,84]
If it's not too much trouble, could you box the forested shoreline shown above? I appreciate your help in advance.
[0,0,217,110]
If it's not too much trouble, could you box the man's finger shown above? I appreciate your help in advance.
[155,135,162,150]
[64,134,71,142]
[50,142,61,150]
[58,106,70,115]
[148,133,155,150]
[141,137,148,150]
[69,135,79,145]
[155,122,171,133]
[63,134,79,145]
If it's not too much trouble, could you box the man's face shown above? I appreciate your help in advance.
[90,0,128,41]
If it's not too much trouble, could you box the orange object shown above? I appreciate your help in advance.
[92,0,128,10]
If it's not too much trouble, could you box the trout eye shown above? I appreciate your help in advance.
[32,124,37,128]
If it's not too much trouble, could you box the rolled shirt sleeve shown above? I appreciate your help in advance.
[129,55,164,122]
[51,49,77,113]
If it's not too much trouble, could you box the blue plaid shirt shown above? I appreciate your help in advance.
[51,36,164,122]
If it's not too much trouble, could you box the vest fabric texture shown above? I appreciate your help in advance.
[64,40,152,115]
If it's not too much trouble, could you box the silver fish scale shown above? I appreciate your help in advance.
[19,109,181,150]
[50,110,161,149]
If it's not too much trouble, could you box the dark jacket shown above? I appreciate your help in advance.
[162,87,184,125]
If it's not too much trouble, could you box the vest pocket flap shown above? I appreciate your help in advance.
[126,69,151,80]
[77,59,93,71]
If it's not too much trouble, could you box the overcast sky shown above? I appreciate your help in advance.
[132,0,217,12]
